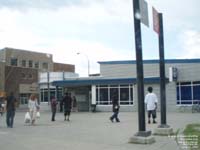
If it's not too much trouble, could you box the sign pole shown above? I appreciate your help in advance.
[158,13,169,127]
[132,0,150,137]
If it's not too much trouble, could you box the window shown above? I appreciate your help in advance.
[110,88,119,105]
[96,84,134,105]
[21,60,26,67]
[180,86,192,104]
[28,60,33,68]
[177,81,200,105]
[34,62,39,69]
[120,88,129,104]
[20,93,29,104]
[42,62,48,70]
[193,85,200,100]
[10,58,18,66]
[40,88,63,102]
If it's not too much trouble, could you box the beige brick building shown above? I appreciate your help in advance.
[0,47,75,105]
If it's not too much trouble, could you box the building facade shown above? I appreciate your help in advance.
[0,47,75,106]
[52,59,200,112]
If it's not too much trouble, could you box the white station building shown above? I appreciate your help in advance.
[39,58,200,112]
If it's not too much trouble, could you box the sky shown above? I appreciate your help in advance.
[0,0,199,77]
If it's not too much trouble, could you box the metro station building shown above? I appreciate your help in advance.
[51,59,200,112]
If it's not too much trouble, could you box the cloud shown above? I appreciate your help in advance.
[42,39,134,76]
[147,0,200,30]
[178,30,200,58]
[0,0,83,10]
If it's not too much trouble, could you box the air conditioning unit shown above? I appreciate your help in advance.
[169,67,178,82]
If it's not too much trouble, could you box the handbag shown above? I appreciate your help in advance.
[36,111,40,118]
[25,112,31,123]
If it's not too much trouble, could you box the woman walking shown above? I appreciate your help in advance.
[28,94,39,125]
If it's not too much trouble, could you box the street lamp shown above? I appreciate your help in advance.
[77,52,90,77]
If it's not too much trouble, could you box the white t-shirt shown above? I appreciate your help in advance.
[145,93,158,111]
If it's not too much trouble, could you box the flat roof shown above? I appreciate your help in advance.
[52,77,168,87]
[98,58,200,65]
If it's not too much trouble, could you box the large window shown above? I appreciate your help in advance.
[42,62,48,70]
[10,58,18,66]
[21,60,26,67]
[96,84,134,105]
[28,60,33,68]
[177,81,200,105]
[34,62,39,69]
[20,93,30,104]
[40,88,63,102]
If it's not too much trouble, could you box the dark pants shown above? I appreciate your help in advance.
[52,110,56,121]
[148,110,156,119]
[110,111,120,122]
[64,111,71,117]
[6,110,15,128]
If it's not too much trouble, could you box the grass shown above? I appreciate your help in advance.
[183,124,200,149]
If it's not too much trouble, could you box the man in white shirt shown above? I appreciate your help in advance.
[145,87,158,124]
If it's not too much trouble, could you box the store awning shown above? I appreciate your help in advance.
[52,77,168,87]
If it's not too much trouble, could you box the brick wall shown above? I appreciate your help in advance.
[53,62,75,72]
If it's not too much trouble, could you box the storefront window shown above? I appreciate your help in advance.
[177,81,200,105]
[99,88,108,104]
[193,85,200,100]
[40,88,63,102]
[120,88,129,105]
[96,84,134,105]
[110,88,118,104]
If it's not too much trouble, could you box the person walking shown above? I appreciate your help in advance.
[72,95,78,112]
[6,92,17,128]
[145,86,158,124]
[110,94,120,123]
[62,92,72,121]
[51,96,58,121]
[28,94,40,125]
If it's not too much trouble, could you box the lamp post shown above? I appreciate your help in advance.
[77,52,90,77]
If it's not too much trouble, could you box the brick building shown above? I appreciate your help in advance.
[0,47,75,105]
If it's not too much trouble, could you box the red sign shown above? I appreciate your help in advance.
[152,7,159,34]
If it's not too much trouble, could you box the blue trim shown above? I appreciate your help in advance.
[52,77,168,87]
[98,58,200,65]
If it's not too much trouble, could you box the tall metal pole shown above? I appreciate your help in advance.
[133,0,147,134]
[87,59,90,77]
[47,72,50,105]
[158,13,168,127]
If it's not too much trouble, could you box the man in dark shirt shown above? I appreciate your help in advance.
[110,94,120,123]
[6,92,17,128]
[62,92,72,121]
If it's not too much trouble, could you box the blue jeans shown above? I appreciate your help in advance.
[110,111,120,122]
[6,110,15,128]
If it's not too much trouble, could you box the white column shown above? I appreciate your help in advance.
[91,85,96,105]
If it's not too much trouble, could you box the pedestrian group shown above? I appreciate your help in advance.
[1,87,158,128]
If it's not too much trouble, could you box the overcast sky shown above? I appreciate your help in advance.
[0,0,199,76]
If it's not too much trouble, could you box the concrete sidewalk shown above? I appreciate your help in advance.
[0,112,199,150]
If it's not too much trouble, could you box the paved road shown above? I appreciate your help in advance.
[0,111,199,150]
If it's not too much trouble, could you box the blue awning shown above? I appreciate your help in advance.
[52,77,168,87]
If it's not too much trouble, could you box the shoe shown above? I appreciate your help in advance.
[110,117,113,122]
[67,119,70,121]
[153,120,157,124]
[148,120,151,124]
[116,120,120,123]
